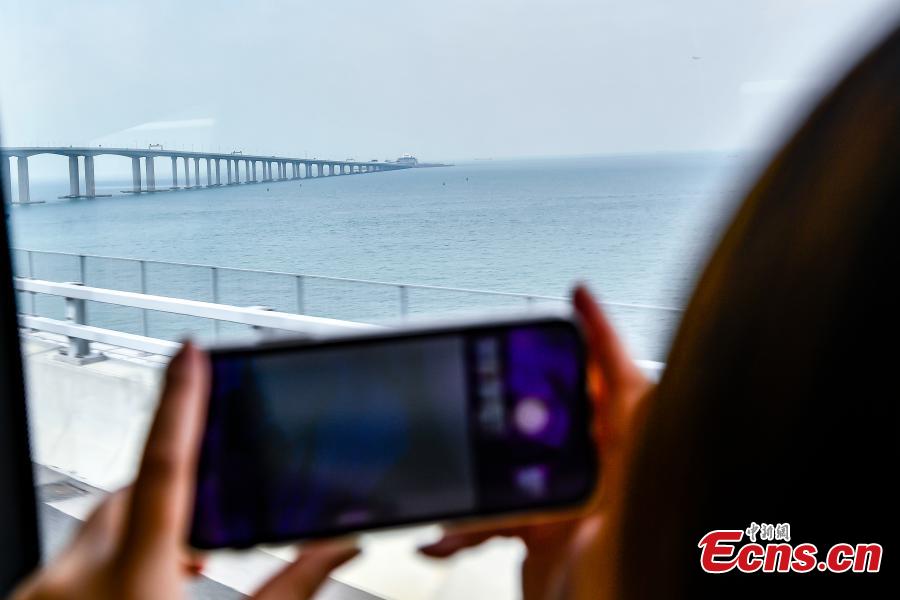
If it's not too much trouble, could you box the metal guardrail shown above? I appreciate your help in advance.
[20,314,181,357]
[13,248,682,325]
[14,277,669,377]
[15,278,374,362]
[13,248,682,368]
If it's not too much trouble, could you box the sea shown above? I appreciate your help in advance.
[7,153,755,362]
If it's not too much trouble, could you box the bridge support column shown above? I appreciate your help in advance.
[171,156,179,188]
[305,163,311,178]
[17,156,30,204]
[226,159,232,184]
[183,156,191,188]
[1,156,11,203]
[234,159,241,184]
[84,155,96,197]
[68,155,80,197]
[194,158,201,187]
[145,156,156,191]
[252,161,257,182]
[214,159,221,185]
[206,158,212,186]
[245,159,251,182]
[131,157,141,192]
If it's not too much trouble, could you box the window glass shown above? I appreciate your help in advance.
[2,1,895,597]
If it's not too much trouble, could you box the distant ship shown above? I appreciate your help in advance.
[388,154,451,168]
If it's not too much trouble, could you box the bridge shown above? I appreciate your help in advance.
[0,146,412,204]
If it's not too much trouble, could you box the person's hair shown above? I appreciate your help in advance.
[618,22,900,597]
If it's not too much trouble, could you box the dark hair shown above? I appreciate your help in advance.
[619,22,900,597]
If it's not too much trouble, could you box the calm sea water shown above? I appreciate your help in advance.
[8,154,750,361]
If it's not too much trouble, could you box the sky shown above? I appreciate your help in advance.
[1,0,898,170]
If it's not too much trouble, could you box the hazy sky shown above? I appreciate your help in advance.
[1,0,898,165]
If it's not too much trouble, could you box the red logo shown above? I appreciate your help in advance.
[698,524,882,574]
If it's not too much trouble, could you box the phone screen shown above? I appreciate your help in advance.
[190,319,596,548]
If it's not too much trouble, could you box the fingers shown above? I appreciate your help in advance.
[418,531,497,558]
[51,488,132,577]
[121,342,211,560]
[253,543,360,600]
[573,285,652,460]
[573,285,643,394]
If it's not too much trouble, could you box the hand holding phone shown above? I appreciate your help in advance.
[420,287,655,600]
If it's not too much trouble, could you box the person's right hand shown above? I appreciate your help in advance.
[419,285,654,600]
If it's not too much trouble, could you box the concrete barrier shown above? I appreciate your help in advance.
[22,334,164,490]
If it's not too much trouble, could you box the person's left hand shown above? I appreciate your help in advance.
[12,343,359,600]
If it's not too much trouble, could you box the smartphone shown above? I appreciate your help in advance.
[190,314,597,549]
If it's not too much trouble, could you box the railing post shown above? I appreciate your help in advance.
[295,275,305,314]
[78,254,86,284]
[139,260,148,336]
[211,267,220,338]
[399,285,409,318]
[27,250,36,315]
[58,282,105,365]
[28,250,37,317]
